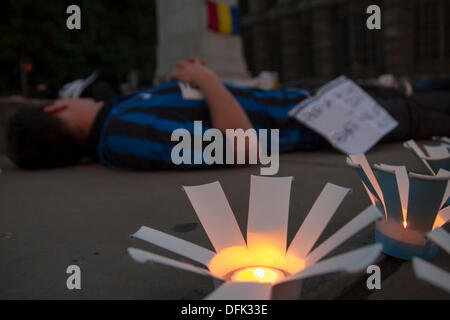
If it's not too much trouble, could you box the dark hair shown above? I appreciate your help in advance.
[6,107,83,169]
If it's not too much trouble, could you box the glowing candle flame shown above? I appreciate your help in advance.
[231,266,285,283]
[254,268,265,279]
[403,220,407,229]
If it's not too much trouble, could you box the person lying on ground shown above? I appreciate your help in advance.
[5,57,450,170]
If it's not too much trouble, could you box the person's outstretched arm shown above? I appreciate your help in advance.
[169,57,253,132]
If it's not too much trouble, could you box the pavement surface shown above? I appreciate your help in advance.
[0,140,449,300]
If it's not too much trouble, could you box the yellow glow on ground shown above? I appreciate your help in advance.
[230,267,285,283]
[208,245,305,280]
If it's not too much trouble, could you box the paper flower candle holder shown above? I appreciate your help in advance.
[128,175,383,300]
[404,139,450,175]
[413,228,450,293]
[347,154,450,261]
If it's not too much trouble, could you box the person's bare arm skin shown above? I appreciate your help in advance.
[170,57,255,163]
[169,57,253,132]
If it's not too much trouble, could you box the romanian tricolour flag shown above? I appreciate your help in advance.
[207,0,240,35]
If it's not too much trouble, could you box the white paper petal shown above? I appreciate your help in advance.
[287,183,351,258]
[413,258,450,293]
[404,140,435,174]
[183,182,246,252]
[424,145,450,158]
[348,154,386,214]
[361,182,377,206]
[205,282,272,300]
[131,226,216,266]
[375,164,409,223]
[305,206,382,266]
[280,244,382,283]
[433,206,450,230]
[127,248,218,279]
[247,175,292,253]
[426,228,450,254]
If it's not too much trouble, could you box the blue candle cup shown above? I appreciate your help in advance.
[347,155,449,261]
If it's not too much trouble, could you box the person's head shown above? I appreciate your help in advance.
[6,105,84,169]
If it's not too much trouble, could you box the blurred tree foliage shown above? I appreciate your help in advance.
[0,0,157,95]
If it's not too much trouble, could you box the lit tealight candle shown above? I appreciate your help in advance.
[230,266,285,283]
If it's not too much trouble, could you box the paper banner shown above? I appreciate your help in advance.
[348,154,386,216]
[424,145,450,158]
[281,244,382,283]
[287,183,351,258]
[375,164,409,223]
[205,281,272,300]
[426,228,450,254]
[413,258,450,293]
[305,206,382,266]
[127,248,218,279]
[247,176,292,253]
[131,226,216,266]
[183,182,246,252]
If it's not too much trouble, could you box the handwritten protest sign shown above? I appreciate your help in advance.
[289,76,398,154]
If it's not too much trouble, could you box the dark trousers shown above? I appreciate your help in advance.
[360,84,450,142]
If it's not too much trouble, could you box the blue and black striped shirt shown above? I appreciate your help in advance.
[87,82,322,170]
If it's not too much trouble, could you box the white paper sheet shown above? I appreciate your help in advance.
[349,154,386,216]
[305,206,382,266]
[287,183,351,258]
[127,248,218,279]
[179,82,204,100]
[413,258,450,293]
[131,226,216,266]
[281,244,382,283]
[205,282,272,300]
[289,76,398,154]
[424,145,450,158]
[426,228,450,254]
[183,182,246,252]
[247,176,292,253]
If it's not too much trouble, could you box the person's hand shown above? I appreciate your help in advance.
[44,98,102,115]
[169,57,218,86]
